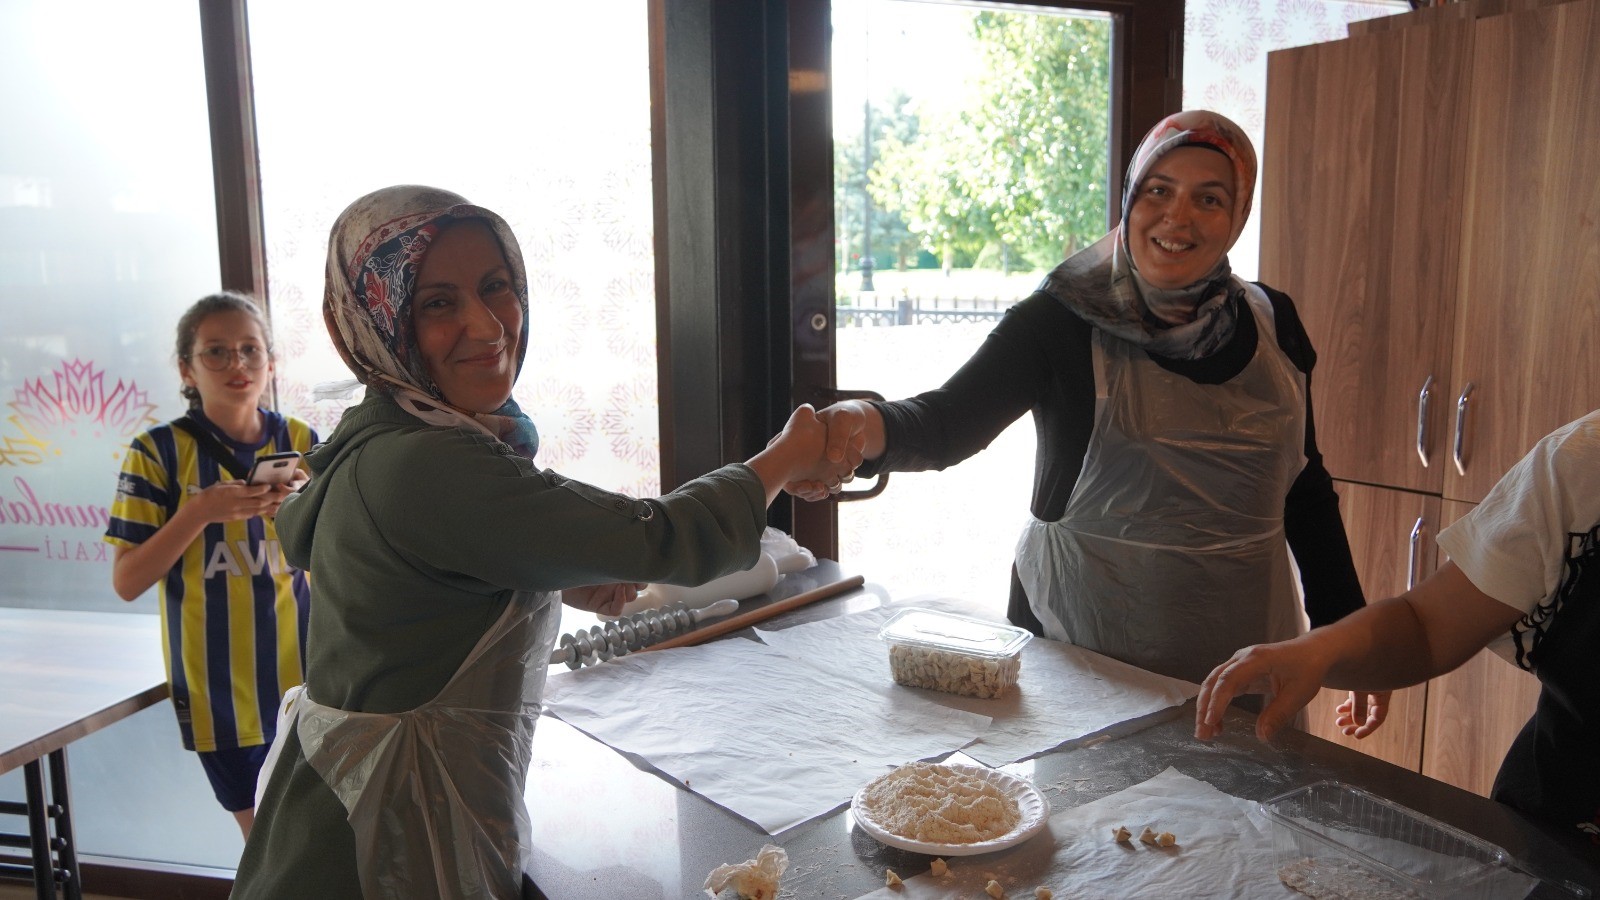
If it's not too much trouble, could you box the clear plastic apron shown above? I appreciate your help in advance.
[272,591,560,900]
[1016,284,1306,685]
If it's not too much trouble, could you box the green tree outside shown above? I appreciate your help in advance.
[865,10,1110,272]
[835,90,922,276]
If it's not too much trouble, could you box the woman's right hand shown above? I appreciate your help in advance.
[747,405,858,505]
[784,402,875,501]
[189,481,287,523]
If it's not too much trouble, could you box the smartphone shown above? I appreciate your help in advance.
[246,451,302,486]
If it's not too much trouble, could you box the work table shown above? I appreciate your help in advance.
[523,562,1600,899]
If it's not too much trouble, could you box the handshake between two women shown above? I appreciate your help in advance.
[774,400,883,502]
[751,402,873,505]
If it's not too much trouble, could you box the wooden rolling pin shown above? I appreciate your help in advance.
[639,574,866,653]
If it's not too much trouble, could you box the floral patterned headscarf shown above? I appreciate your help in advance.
[1039,110,1257,360]
[324,184,539,458]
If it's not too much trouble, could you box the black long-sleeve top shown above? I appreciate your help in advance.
[857,285,1366,635]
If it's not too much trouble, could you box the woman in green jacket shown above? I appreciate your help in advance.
[231,185,849,900]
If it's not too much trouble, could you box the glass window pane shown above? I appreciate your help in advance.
[249,0,658,495]
[0,0,219,611]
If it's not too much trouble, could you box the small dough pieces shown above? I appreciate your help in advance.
[1139,826,1158,845]
[885,869,902,888]
[1035,888,1053,899]
[1111,825,1132,843]
[985,879,1005,898]
[887,643,1021,698]
[929,858,948,877]
[1157,831,1177,847]
[702,844,787,899]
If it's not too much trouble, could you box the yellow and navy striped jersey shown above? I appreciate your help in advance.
[103,409,318,752]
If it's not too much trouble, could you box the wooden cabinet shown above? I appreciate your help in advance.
[1263,0,1593,793]
[1263,16,1470,496]
[1445,1,1600,502]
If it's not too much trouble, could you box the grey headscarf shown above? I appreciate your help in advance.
[1040,110,1258,360]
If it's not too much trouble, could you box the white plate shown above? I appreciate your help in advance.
[850,763,1050,857]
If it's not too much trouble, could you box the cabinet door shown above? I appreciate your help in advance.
[1420,500,1542,796]
[1446,0,1600,502]
[1297,480,1438,771]
[1261,20,1470,494]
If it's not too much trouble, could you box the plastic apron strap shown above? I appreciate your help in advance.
[1016,285,1307,684]
[253,684,305,810]
[297,591,560,900]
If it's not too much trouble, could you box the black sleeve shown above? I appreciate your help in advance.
[1265,286,1368,626]
[856,295,1057,477]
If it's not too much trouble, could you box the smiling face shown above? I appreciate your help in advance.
[410,219,522,413]
[1126,145,1237,290]
[180,309,273,415]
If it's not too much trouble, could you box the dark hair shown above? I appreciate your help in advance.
[175,291,272,407]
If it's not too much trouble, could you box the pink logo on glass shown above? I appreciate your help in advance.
[2,359,158,466]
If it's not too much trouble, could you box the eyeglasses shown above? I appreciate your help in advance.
[190,346,270,371]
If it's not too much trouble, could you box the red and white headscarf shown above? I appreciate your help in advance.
[1040,110,1257,360]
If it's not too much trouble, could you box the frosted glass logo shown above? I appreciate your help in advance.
[2,359,158,466]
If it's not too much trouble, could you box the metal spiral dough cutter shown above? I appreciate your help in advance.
[548,598,740,669]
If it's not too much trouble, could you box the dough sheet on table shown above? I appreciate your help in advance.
[755,601,1198,766]
[542,636,992,834]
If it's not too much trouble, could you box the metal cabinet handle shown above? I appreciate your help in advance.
[1415,375,1434,468]
[817,387,889,501]
[1407,516,1427,591]
[1452,382,1475,477]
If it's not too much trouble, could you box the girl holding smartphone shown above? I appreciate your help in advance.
[103,290,318,839]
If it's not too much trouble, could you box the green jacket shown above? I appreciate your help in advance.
[232,390,766,898]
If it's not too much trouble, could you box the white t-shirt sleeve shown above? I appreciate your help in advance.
[1436,411,1600,658]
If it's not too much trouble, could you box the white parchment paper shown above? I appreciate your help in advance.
[756,603,1198,766]
[542,637,992,834]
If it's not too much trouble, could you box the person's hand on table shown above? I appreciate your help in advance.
[562,582,645,617]
[1195,638,1333,743]
[784,403,867,501]
[1336,690,1391,739]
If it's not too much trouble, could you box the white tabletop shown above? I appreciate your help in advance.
[0,607,167,774]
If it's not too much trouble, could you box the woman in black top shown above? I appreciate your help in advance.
[803,110,1381,729]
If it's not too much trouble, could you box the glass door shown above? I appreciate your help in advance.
[826,0,1114,607]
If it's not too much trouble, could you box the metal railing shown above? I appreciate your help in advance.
[836,296,1015,327]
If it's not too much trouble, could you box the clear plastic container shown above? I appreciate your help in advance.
[1260,781,1520,900]
[877,607,1031,699]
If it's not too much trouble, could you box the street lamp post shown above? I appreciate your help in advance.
[860,95,875,293]
[859,15,875,294]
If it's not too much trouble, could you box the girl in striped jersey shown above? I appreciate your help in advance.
[103,291,318,839]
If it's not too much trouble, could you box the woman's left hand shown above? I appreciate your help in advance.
[562,583,644,616]
[1335,690,1391,739]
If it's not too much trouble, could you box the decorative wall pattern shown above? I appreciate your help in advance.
[253,1,659,498]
